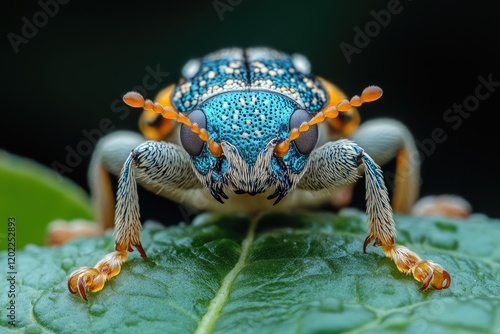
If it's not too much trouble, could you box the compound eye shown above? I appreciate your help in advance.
[180,109,206,156]
[289,109,318,155]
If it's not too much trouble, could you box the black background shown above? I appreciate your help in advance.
[2,0,499,224]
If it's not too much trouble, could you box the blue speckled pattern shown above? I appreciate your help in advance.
[172,47,321,200]
[191,91,308,175]
[172,47,328,113]
[203,92,291,163]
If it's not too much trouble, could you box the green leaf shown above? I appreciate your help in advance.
[0,150,94,251]
[1,210,499,333]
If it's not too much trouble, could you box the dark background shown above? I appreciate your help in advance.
[2,0,499,224]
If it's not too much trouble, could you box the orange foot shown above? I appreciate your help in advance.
[68,243,146,301]
[411,259,451,291]
[365,236,451,291]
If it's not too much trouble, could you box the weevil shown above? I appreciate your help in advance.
[68,47,450,301]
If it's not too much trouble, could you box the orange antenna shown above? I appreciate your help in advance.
[274,85,383,157]
[123,92,223,157]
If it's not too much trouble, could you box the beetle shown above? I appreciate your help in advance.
[67,47,450,301]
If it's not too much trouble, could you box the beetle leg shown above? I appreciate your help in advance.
[329,118,421,214]
[351,118,421,214]
[298,139,450,290]
[412,194,472,219]
[87,131,147,230]
[47,131,145,245]
[68,140,201,300]
[374,241,451,291]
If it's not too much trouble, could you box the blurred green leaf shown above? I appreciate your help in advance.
[0,150,93,251]
[1,210,499,333]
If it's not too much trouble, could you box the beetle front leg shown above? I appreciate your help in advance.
[330,118,421,214]
[47,131,146,245]
[298,139,450,291]
[68,151,142,301]
[351,118,421,214]
[68,140,200,301]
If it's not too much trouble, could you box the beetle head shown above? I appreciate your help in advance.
[123,86,382,205]
[180,92,317,204]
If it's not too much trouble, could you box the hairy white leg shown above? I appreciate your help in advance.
[328,118,421,214]
[88,131,146,230]
[47,131,145,245]
[352,118,421,213]
[68,140,201,300]
[298,139,450,290]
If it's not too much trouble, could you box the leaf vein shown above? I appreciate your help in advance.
[194,214,260,334]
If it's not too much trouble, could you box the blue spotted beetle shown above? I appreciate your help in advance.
[68,47,450,300]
